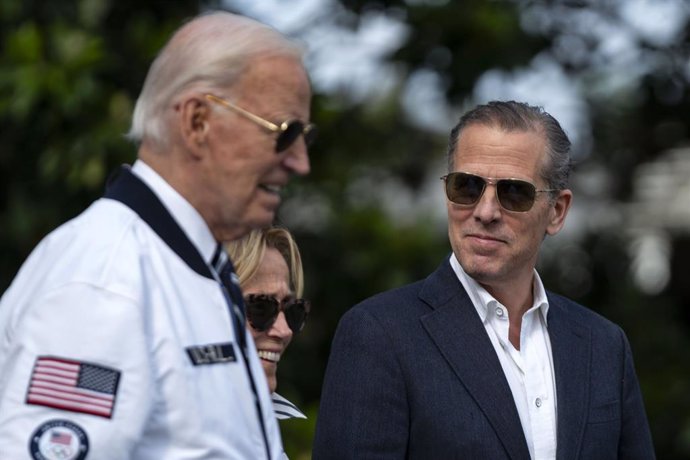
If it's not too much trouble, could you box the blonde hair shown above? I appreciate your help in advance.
[225,227,304,297]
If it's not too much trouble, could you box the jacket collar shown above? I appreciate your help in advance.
[418,257,591,460]
[103,164,216,279]
[547,294,591,459]
[418,257,531,460]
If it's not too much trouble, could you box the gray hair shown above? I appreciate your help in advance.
[126,11,304,150]
[446,101,572,191]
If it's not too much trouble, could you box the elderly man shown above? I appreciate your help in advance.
[313,101,654,459]
[0,11,314,459]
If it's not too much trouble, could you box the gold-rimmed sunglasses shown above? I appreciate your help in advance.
[205,94,317,153]
[441,172,558,212]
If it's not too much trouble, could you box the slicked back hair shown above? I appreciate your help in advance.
[446,101,572,191]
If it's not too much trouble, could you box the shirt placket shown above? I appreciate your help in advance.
[523,310,557,459]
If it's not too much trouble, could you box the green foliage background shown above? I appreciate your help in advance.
[2,1,690,458]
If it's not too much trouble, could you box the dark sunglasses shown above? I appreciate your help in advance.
[244,294,310,333]
[441,172,558,212]
[205,94,317,153]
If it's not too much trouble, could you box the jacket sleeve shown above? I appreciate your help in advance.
[312,306,409,459]
[618,329,656,459]
[0,282,152,458]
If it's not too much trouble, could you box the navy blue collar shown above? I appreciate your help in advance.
[104,165,215,280]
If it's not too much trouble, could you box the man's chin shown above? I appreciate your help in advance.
[217,212,276,241]
[248,208,278,230]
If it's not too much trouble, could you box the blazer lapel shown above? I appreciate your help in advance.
[547,294,591,460]
[419,260,531,460]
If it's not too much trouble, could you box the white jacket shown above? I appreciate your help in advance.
[0,161,282,459]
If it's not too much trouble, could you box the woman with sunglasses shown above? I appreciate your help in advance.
[226,226,310,424]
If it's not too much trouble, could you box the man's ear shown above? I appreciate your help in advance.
[177,96,211,157]
[545,189,573,236]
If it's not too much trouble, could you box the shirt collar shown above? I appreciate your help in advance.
[531,270,550,323]
[131,160,217,264]
[449,253,550,324]
[272,392,307,420]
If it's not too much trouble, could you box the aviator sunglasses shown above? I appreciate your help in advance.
[205,94,317,153]
[441,172,558,213]
[244,294,311,334]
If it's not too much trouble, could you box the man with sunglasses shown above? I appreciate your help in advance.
[0,11,315,459]
[314,101,654,459]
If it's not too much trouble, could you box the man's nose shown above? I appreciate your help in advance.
[472,185,502,222]
[282,141,310,176]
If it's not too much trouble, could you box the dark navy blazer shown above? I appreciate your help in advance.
[313,258,655,459]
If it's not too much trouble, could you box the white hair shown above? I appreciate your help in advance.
[126,11,304,150]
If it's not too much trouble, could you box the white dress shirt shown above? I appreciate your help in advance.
[0,160,283,459]
[450,254,557,460]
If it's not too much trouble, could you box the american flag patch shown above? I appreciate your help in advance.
[51,430,72,445]
[26,356,121,418]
